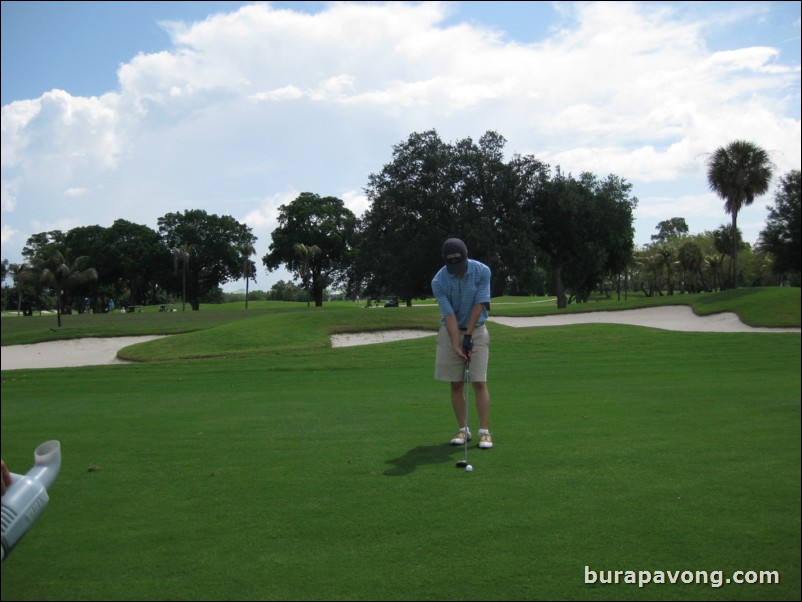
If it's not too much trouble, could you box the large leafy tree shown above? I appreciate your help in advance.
[25,223,170,309]
[263,193,357,307]
[358,130,457,303]
[706,140,774,287]
[103,220,172,305]
[652,217,689,243]
[758,170,801,279]
[158,210,256,310]
[22,231,66,262]
[532,172,636,307]
[62,226,107,308]
[451,132,544,296]
[499,153,550,295]
[358,130,545,301]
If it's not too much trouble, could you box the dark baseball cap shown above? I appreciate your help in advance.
[443,238,468,274]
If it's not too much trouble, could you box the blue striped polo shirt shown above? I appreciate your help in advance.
[431,259,491,328]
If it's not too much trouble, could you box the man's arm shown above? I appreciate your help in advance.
[444,313,468,361]
[465,303,485,336]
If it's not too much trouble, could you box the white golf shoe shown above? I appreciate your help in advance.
[450,428,471,446]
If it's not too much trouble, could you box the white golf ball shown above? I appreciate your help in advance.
[465,464,473,472]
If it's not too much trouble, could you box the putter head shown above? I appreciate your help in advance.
[455,460,468,468]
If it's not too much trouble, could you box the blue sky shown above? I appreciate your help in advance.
[2,1,800,292]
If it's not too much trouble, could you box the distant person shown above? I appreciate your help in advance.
[84,297,90,313]
[431,238,493,450]
[107,299,115,313]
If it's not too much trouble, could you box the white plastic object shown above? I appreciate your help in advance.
[1,440,61,561]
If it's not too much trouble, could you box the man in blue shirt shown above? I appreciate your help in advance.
[431,238,493,449]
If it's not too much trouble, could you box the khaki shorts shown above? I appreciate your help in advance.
[435,325,490,382]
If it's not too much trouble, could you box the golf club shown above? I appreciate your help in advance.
[456,361,470,469]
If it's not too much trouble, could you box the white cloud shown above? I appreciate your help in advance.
[1,223,18,246]
[341,189,370,219]
[64,187,89,198]
[1,178,18,212]
[248,86,304,102]
[637,192,724,222]
[242,189,298,233]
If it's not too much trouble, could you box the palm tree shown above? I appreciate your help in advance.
[293,243,322,307]
[36,252,98,327]
[172,244,194,311]
[8,262,34,316]
[704,255,723,292]
[706,140,774,287]
[238,242,256,310]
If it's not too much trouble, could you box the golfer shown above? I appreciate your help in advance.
[432,238,493,449]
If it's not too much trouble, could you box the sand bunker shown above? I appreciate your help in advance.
[488,306,802,333]
[1,336,166,371]
[331,329,436,347]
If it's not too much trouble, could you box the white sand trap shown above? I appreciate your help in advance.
[331,329,436,348]
[1,336,166,371]
[488,306,801,333]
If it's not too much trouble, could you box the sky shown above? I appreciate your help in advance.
[2,1,800,293]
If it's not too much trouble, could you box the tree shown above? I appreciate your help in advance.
[35,251,98,327]
[712,224,745,288]
[263,193,357,307]
[452,133,543,296]
[102,220,172,306]
[293,243,322,307]
[267,280,306,302]
[21,231,67,262]
[677,241,705,293]
[238,241,257,309]
[7,262,35,315]
[172,243,194,311]
[358,130,457,304]
[158,210,256,310]
[758,170,801,279]
[358,130,545,301]
[532,172,636,307]
[498,153,550,295]
[706,140,774,287]
[652,218,689,243]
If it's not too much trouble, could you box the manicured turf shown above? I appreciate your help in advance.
[1,289,799,600]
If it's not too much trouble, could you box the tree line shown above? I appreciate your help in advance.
[262,131,798,306]
[2,210,256,319]
[265,130,639,308]
[2,131,799,318]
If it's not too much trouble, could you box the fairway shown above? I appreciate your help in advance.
[1,291,800,601]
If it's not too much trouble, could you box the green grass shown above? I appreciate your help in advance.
[1,288,800,600]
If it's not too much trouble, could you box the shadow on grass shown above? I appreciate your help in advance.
[383,443,462,476]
